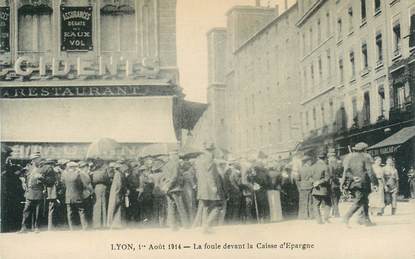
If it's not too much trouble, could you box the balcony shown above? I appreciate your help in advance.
[392,48,402,61]
[360,67,370,77]
[389,102,414,122]
[375,60,384,70]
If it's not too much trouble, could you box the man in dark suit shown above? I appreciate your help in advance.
[342,142,378,227]
[61,162,88,230]
[327,149,341,217]
[19,152,45,233]
[41,159,60,231]
[311,151,331,224]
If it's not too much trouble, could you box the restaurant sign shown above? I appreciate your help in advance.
[368,145,401,157]
[0,7,10,52]
[61,6,93,51]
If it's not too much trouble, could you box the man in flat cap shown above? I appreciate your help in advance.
[327,149,341,217]
[341,142,378,227]
[19,152,44,233]
[310,150,331,224]
[41,158,60,231]
[61,162,88,230]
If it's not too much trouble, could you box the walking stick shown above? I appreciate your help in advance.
[253,191,260,224]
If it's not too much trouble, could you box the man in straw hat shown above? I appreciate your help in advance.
[341,142,378,227]
[18,152,44,233]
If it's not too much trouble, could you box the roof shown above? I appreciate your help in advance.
[368,126,415,150]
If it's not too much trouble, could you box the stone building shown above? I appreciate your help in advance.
[0,0,197,160]
[297,0,414,160]
[184,1,301,158]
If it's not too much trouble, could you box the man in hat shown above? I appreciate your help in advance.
[193,143,226,233]
[341,142,378,227]
[19,152,44,233]
[161,151,190,230]
[137,158,155,224]
[79,161,94,224]
[90,159,111,229]
[41,158,60,231]
[297,155,314,220]
[61,162,88,230]
[327,149,341,217]
[310,151,331,224]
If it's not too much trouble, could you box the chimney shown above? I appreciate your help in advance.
[284,0,288,10]
[275,4,279,16]
[255,0,260,7]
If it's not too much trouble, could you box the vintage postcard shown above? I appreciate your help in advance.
[0,0,414,258]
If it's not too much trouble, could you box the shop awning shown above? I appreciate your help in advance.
[0,96,177,144]
[367,126,415,154]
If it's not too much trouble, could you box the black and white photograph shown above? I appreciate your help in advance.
[0,0,414,258]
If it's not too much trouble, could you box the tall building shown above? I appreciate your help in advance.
[0,0,194,160]
[185,2,301,158]
[297,0,414,160]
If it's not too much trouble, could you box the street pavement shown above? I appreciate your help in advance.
[1,201,414,259]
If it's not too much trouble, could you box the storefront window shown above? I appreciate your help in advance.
[17,2,52,56]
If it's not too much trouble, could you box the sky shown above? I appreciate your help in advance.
[176,0,289,103]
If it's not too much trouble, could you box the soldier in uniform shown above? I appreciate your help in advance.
[342,142,378,227]
[19,152,44,233]
[61,162,88,230]
[327,149,341,217]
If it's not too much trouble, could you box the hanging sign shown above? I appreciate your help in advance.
[61,6,93,51]
[0,7,10,52]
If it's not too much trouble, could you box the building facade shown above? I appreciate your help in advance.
[185,2,301,159]
[0,0,187,160]
[297,0,414,158]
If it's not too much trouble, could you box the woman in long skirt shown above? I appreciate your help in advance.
[107,164,127,229]
[384,157,399,215]
[369,157,385,215]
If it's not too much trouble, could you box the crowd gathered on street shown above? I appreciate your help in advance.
[1,141,414,234]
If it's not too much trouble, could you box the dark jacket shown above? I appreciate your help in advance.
[25,165,44,200]
[61,170,84,204]
[311,160,330,196]
[342,152,378,191]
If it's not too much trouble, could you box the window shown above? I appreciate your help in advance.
[339,57,344,83]
[325,50,332,80]
[340,104,347,130]
[318,57,323,81]
[362,42,368,69]
[394,83,412,109]
[348,7,353,32]
[329,99,334,123]
[363,91,371,125]
[18,3,53,56]
[312,107,317,129]
[310,27,313,50]
[317,19,321,44]
[376,32,383,63]
[303,69,308,95]
[288,115,293,139]
[277,119,282,142]
[306,111,310,130]
[392,20,401,56]
[378,84,386,117]
[374,0,381,14]
[361,0,367,22]
[101,2,136,53]
[326,12,331,37]
[311,64,315,87]
[337,18,342,40]
[410,9,415,48]
[352,97,358,121]
[302,33,306,55]
[350,51,356,79]
[321,104,326,126]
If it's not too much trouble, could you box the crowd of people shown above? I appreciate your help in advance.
[1,142,413,234]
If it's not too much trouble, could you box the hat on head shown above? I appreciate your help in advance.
[79,161,89,168]
[353,142,368,151]
[57,159,70,166]
[43,158,55,165]
[317,150,326,158]
[66,161,79,168]
[30,152,41,160]
[302,155,312,162]
[204,143,215,151]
